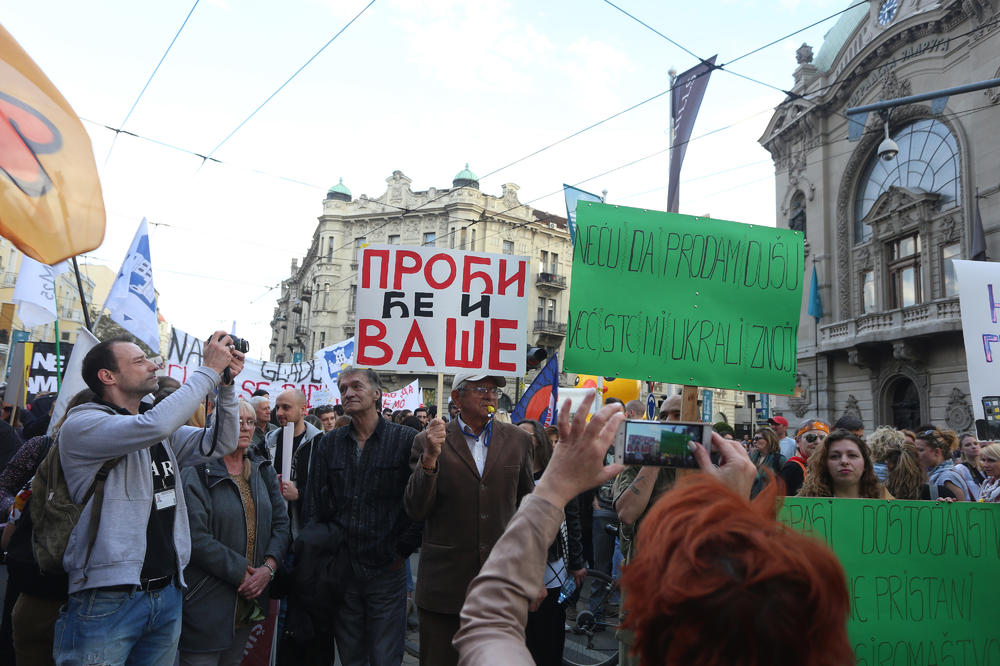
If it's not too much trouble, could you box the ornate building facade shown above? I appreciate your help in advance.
[759,0,998,431]
[269,167,574,408]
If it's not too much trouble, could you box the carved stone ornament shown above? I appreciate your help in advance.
[844,394,862,419]
[880,71,912,103]
[788,372,813,418]
[857,246,871,270]
[796,43,814,65]
[941,215,958,242]
[848,347,870,369]
[988,66,1000,104]
[945,387,974,432]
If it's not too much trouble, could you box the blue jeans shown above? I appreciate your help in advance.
[54,584,182,666]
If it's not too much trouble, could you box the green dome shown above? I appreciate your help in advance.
[453,163,479,189]
[326,177,352,202]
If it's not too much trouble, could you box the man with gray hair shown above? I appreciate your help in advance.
[250,394,276,449]
[405,371,534,666]
[302,366,422,666]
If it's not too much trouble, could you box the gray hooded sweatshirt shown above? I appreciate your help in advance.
[58,366,239,594]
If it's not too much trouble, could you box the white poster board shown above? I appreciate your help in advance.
[354,246,529,375]
[954,259,1000,421]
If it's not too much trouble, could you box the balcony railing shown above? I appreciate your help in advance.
[2,272,16,288]
[535,272,567,289]
[819,297,961,349]
[534,319,567,336]
[300,287,312,302]
[295,326,309,338]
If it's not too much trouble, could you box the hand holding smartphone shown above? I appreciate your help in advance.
[613,420,716,468]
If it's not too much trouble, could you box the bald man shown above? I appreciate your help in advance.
[259,388,324,534]
[624,399,646,420]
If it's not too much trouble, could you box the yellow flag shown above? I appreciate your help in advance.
[0,23,105,264]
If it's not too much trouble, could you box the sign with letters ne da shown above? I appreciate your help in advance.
[781,498,1000,665]
[954,259,1000,423]
[355,245,529,375]
[565,203,803,394]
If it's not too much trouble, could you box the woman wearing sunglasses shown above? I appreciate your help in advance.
[748,427,785,498]
[798,430,891,500]
[778,419,829,496]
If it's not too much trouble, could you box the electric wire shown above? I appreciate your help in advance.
[104,0,201,167]
[205,0,377,160]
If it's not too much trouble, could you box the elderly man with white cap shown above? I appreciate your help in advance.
[405,371,535,666]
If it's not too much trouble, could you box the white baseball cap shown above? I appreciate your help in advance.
[452,372,508,391]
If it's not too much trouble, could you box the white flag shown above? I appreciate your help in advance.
[12,256,68,327]
[103,218,160,353]
[47,327,100,435]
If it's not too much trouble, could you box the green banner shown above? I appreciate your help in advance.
[564,203,803,394]
[780,498,1000,665]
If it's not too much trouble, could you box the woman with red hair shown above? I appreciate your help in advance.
[454,394,854,666]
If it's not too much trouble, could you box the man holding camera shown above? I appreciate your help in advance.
[54,332,244,666]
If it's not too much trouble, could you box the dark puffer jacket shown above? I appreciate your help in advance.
[179,452,290,653]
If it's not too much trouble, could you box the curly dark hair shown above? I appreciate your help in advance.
[798,430,882,499]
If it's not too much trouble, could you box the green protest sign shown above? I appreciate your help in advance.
[564,203,803,394]
[780,498,1000,665]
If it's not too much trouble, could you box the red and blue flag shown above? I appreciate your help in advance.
[512,353,559,426]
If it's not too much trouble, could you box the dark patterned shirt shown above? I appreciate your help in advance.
[304,416,423,580]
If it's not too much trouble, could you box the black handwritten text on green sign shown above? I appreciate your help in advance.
[565,204,804,394]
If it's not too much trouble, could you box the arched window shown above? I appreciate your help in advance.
[854,118,960,243]
[789,191,806,236]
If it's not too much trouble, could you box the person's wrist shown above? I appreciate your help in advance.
[421,454,437,470]
[262,560,276,580]
[533,476,575,509]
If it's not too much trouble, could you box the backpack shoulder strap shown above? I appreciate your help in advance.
[81,456,125,571]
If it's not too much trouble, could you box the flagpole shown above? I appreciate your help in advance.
[70,257,93,331]
[667,67,676,211]
[54,320,62,390]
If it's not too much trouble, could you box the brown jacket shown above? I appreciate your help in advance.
[405,418,534,614]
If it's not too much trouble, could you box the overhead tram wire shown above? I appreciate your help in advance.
[203,0,377,161]
[104,0,201,167]
[723,1,869,66]
[88,10,999,276]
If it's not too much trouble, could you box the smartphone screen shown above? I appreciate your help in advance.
[619,420,710,468]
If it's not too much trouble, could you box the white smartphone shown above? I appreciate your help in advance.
[613,419,715,468]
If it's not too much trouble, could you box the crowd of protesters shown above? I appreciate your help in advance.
[0,338,998,666]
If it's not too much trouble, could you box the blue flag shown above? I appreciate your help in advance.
[103,218,160,352]
[563,185,602,246]
[808,265,823,321]
[512,353,559,426]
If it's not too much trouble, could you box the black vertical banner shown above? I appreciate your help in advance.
[668,56,716,214]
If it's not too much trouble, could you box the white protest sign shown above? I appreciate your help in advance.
[166,328,328,407]
[955,260,1000,420]
[381,379,421,412]
[355,245,529,375]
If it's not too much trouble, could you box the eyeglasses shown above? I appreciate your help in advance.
[239,419,257,428]
[804,433,825,443]
[463,387,501,396]
[752,435,765,441]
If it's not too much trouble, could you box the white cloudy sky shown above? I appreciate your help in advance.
[5,0,849,357]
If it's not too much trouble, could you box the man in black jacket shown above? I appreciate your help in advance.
[303,366,421,666]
